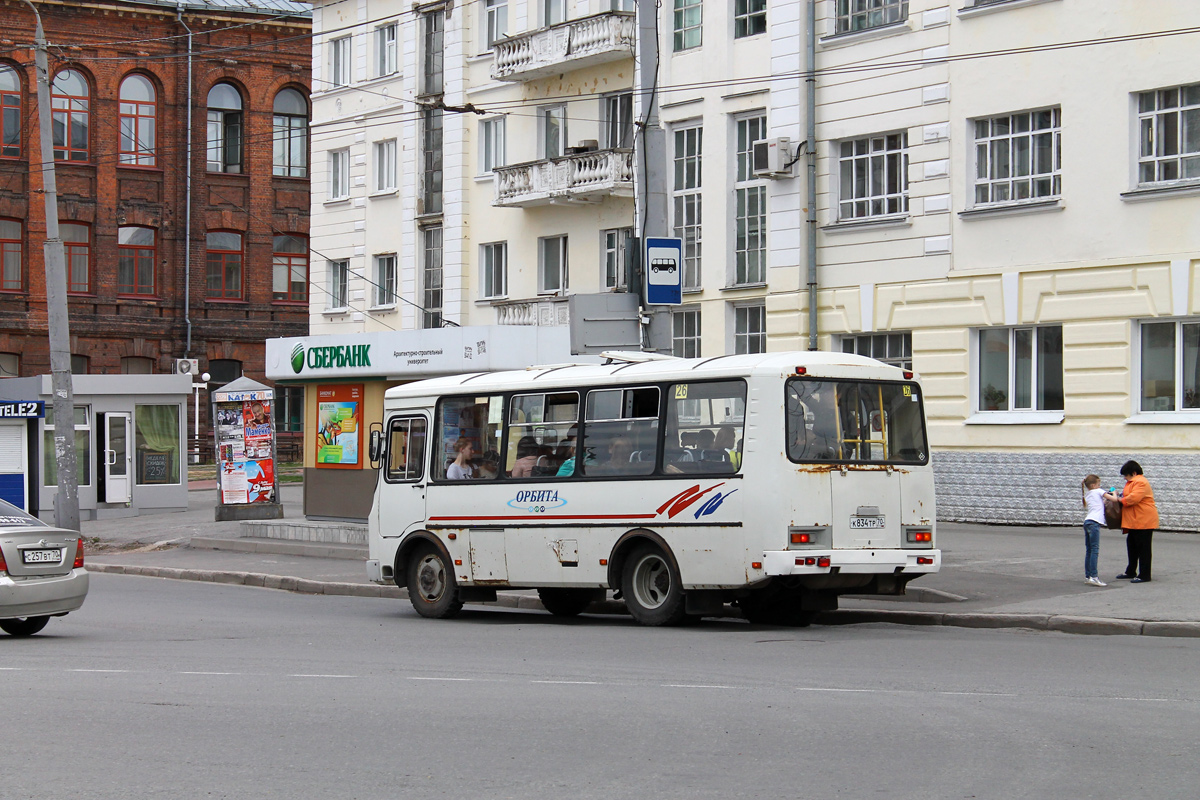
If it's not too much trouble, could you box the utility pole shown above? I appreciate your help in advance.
[23,0,80,531]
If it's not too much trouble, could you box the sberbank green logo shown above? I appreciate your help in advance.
[293,344,372,373]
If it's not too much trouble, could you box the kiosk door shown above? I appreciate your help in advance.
[99,412,133,504]
[0,421,27,509]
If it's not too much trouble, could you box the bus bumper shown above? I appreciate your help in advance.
[761,549,941,576]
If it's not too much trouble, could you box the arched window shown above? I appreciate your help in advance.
[272,234,308,302]
[117,226,156,295]
[119,74,156,166]
[206,231,243,299]
[273,88,308,178]
[61,222,90,293]
[52,69,89,162]
[0,64,20,158]
[206,83,243,173]
[0,218,20,291]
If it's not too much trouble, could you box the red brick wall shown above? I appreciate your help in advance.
[0,0,311,393]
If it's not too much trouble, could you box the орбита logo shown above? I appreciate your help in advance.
[291,343,305,374]
[508,489,568,513]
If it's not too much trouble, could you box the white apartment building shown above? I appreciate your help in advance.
[763,0,1199,529]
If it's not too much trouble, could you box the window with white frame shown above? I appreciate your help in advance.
[612,0,635,10]
[673,0,703,51]
[672,124,703,290]
[540,105,566,159]
[973,108,1061,206]
[602,228,631,290]
[1137,83,1200,185]
[673,307,701,358]
[422,227,444,328]
[1139,319,1200,411]
[604,93,634,149]
[842,332,912,369]
[734,304,766,354]
[544,0,566,26]
[976,326,1063,412]
[329,149,349,200]
[735,114,767,285]
[374,253,396,307]
[376,24,398,77]
[480,117,506,174]
[485,0,508,47]
[327,259,348,310]
[480,242,507,300]
[734,0,766,38]
[331,37,352,87]
[373,139,397,192]
[834,0,907,34]
[838,132,908,220]
[539,235,568,294]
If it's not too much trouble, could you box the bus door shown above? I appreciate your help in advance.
[828,382,903,550]
[379,414,429,538]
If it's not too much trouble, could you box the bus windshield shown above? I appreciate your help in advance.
[786,379,927,465]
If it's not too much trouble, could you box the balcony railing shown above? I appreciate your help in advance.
[493,296,570,327]
[494,148,634,208]
[491,11,635,82]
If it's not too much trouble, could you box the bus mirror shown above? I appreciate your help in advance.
[369,427,384,467]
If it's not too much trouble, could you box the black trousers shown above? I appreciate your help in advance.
[1124,529,1153,580]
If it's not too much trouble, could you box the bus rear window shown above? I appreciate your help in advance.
[786,379,927,465]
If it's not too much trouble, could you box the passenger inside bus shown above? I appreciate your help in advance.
[446,438,476,480]
[509,436,540,478]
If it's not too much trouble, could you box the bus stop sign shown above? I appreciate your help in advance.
[645,237,683,306]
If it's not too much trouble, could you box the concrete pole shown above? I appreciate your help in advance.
[633,0,672,354]
[23,0,80,530]
[805,0,819,351]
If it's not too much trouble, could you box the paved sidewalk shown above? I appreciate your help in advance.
[82,487,1200,636]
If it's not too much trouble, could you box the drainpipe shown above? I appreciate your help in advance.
[806,0,818,350]
[177,4,194,356]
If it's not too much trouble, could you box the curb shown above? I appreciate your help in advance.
[86,564,1200,637]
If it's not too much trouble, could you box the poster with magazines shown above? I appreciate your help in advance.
[212,386,277,506]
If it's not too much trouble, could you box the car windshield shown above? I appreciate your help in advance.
[786,378,928,465]
[0,498,45,528]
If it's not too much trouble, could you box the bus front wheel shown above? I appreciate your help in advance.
[622,544,686,626]
[406,544,464,619]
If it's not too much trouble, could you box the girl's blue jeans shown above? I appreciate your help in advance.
[1083,519,1101,579]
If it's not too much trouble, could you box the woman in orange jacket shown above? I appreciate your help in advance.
[1106,460,1159,583]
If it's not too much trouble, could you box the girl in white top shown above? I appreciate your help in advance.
[446,438,476,480]
[1081,474,1107,586]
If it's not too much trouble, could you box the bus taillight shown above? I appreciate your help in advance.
[917,557,934,565]
[817,557,830,568]
[791,532,810,544]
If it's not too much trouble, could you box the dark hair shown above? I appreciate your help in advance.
[1120,460,1143,477]
[516,436,538,459]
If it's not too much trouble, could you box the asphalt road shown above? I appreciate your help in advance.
[6,574,1199,800]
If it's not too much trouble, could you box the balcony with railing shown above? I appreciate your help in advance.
[491,11,635,82]
[492,296,570,327]
[494,148,634,208]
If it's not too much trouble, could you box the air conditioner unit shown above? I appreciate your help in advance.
[752,137,794,178]
[173,358,200,376]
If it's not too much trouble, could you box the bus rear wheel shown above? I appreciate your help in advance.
[406,544,464,619]
[622,544,686,627]
[537,588,594,617]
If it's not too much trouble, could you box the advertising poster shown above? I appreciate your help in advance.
[213,389,277,505]
[316,384,363,468]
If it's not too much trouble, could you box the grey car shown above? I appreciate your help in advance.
[0,499,89,636]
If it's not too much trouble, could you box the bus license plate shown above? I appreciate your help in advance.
[849,516,885,530]
[22,549,63,565]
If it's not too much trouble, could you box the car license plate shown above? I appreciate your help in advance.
[849,516,885,530]
[22,548,63,565]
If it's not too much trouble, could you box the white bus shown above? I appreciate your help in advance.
[366,351,939,626]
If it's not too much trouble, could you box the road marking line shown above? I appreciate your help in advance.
[71,669,128,673]
[532,680,601,685]
[663,684,739,689]
[288,674,357,678]
[408,676,472,681]
[180,671,238,676]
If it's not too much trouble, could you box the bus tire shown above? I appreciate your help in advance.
[622,544,686,627]
[0,616,51,636]
[537,588,593,617]
[406,543,464,619]
[738,588,816,627]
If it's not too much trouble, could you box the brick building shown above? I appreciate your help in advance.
[0,0,311,445]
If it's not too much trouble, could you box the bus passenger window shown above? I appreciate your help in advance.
[434,395,503,481]
[580,387,659,477]
[664,381,746,474]
[505,392,579,478]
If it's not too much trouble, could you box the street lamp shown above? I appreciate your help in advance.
[192,372,210,464]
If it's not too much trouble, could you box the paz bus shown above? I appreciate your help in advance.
[365,351,939,626]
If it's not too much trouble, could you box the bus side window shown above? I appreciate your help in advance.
[386,417,427,482]
[580,387,659,477]
[434,395,503,481]
[664,381,746,474]
[505,391,579,478]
